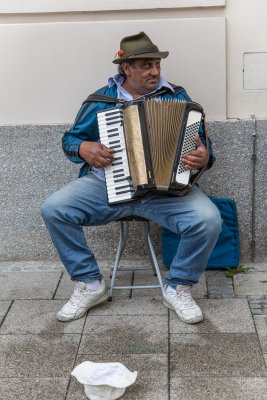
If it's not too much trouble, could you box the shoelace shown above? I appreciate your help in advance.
[172,290,196,311]
[69,286,84,306]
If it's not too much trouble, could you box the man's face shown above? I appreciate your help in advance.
[123,58,161,96]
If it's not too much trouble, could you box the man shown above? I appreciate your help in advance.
[41,32,221,324]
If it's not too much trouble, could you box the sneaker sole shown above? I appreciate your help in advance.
[162,299,203,324]
[57,291,109,322]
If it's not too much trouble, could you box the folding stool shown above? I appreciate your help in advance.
[108,216,165,300]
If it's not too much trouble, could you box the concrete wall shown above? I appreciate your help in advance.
[0,120,266,263]
[0,1,266,263]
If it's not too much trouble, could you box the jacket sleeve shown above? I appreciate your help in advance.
[62,85,116,165]
[62,101,100,164]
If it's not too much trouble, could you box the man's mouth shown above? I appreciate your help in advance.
[147,78,158,84]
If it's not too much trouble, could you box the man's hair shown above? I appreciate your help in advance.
[118,60,136,77]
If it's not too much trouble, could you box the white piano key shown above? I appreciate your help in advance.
[98,115,123,122]
[101,138,126,149]
[97,115,123,125]
[98,121,123,129]
[107,179,133,188]
[105,177,132,186]
[104,167,125,176]
[107,187,134,197]
[108,193,133,203]
[97,114,123,122]
[108,188,135,197]
[99,131,122,139]
[97,107,123,113]
[99,128,124,136]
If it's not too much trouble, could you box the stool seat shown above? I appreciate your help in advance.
[108,217,165,300]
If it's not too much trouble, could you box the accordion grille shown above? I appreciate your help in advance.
[123,105,148,186]
[145,99,185,189]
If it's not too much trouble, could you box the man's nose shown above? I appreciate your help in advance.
[150,64,160,75]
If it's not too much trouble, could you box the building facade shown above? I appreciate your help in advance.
[0,0,266,262]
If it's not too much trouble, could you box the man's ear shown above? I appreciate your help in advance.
[122,62,131,77]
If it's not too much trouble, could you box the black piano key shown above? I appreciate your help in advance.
[109,145,122,150]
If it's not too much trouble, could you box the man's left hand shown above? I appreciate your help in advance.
[182,133,209,170]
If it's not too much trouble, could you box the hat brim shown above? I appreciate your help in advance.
[113,51,169,64]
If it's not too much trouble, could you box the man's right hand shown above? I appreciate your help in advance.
[78,141,115,168]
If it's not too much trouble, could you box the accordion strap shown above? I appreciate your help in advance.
[82,84,184,105]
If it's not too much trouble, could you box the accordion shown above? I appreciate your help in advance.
[97,99,206,204]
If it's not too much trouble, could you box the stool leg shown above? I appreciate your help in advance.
[141,222,156,274]
[120,221,129,255]
[141,221,165,296]
[109,221,129,301]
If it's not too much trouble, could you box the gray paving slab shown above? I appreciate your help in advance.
[0,261,64,272]
[116,266,165,298]
[131,269,207,298]
[0,377,69,400]
[89,297,167,316]
[0,271,62,300]
[170,377,267,400]
[80,315,168,355]
[170,333,266,378]
[55,270,132,299]
[98,267,133,299]
[170,299,255,334]
[249,297,267,315]
[0,300,12,316]
[67,354,168,400]
[206,270,235,299]
[0,334,80,378]
[191,273,208,298]
[0,300,85,334]
[254,315,267,353]
[51,272,75,300]
[233,263,267,296]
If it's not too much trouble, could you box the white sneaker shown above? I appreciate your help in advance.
[57,279,108,322]
[162,285,203,324]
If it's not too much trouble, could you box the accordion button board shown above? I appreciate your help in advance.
[175,110,202,186]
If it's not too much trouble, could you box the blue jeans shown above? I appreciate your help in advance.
[41,172,222,288]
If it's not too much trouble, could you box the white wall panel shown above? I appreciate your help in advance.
[0,18,225,124]
[0,0,225,13]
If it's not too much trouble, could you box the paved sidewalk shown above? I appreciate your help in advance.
[0,261,266,400]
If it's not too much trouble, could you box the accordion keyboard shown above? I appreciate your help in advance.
[97,108,134,204]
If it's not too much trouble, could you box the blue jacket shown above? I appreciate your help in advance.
[62,84,215,178]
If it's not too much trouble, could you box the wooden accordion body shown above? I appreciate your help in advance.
[97,99,205,204]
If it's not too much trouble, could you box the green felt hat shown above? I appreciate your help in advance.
[113,31,169,64]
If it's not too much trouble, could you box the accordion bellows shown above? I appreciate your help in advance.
[124,99,187,189]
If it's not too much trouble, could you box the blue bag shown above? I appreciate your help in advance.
[161,196,239,269]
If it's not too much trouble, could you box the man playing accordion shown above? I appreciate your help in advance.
[41,31,222,324]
